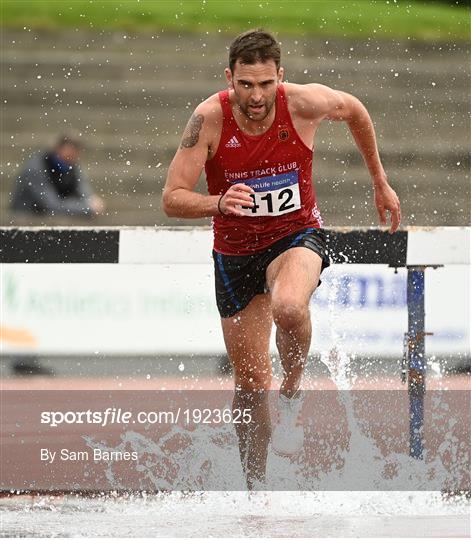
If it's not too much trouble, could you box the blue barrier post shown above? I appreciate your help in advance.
[406,267,427,459]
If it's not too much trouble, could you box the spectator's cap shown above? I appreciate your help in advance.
[55,131,86,150]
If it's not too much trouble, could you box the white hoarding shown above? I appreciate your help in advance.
[1,263,469,357]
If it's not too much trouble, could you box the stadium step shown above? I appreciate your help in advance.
[1,29,469,228]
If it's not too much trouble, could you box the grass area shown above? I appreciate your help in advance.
[1,0,469,41]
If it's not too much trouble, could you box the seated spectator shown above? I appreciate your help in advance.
[10,132,105,217]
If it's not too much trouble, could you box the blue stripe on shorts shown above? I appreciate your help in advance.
[216,252,242,312]
[289,227,316,248]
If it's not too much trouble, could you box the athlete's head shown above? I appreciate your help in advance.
[225,29,284,121]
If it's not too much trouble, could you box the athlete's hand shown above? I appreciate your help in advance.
[219,184,255,217]
[374,181,401,234]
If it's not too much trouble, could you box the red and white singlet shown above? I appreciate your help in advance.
[205,84,323,255]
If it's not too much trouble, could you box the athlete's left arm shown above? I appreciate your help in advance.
[304,84,401,233]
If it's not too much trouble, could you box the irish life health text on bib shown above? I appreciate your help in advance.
[237,171,301,217]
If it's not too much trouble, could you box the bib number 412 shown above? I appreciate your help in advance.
[240,184,301,217]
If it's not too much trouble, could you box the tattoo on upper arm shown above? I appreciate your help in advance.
[180,113,204,148]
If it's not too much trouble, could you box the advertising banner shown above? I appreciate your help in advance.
[1,263,469,357]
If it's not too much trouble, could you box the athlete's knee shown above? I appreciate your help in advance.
[272,298,309,332]
[229,351,272,391]
[234,370,272,392]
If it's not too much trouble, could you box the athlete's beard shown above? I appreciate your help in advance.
[236,92,277,122]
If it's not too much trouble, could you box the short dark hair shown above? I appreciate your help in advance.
[229,29,281,73]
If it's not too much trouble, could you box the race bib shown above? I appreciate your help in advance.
[238,171,301,217]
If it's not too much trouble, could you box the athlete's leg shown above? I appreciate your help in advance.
[221,293,273,488]
[266,247,322,397]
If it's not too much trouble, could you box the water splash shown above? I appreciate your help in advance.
[314,274,468,492]
[77,274,467,493]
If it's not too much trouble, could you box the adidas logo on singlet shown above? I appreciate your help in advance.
[225,136,241,148]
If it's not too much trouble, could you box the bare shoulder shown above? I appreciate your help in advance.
[192,93,223,130]
[178,93,222,151]
[284,82,344,120]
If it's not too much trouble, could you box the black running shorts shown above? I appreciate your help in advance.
[213,227,330,318]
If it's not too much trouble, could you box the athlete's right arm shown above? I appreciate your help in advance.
[162,102,254,218]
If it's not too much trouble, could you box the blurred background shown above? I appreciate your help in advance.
[1,0,469,227]
[1,0,469,377]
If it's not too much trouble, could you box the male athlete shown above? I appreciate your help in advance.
[163,29,401,489]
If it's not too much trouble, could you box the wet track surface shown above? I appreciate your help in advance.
[2,372,469,536]
[1,491,469,537]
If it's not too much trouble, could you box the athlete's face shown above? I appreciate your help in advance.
[225,60,284,121]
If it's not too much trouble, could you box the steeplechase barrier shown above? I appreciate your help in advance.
[1,225,470,459]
